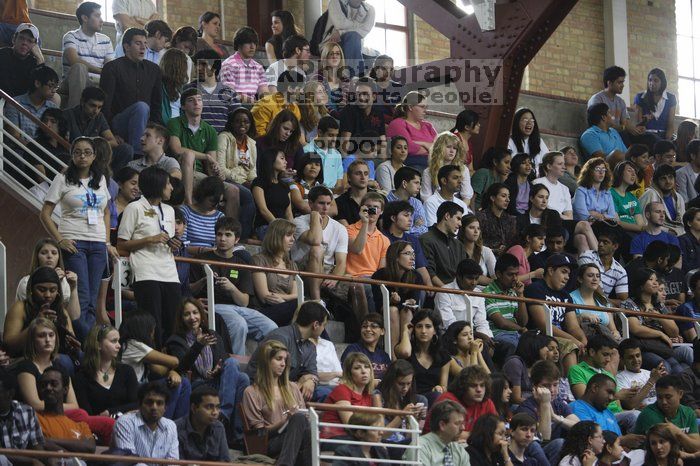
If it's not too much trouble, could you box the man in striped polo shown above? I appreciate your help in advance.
[60,2,114,108]
[577,224,628,306]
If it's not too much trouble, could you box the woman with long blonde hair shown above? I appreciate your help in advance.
[241,340,311,464]
[315,41,350,114]
[420,131,473,203]
[159,48,190,124]
[299,80,330,142]
[251,219,299,325]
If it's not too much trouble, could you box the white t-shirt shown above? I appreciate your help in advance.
[45,173,110,242]
[616,369,657,405]
[121,339,153,383]
[291,214,349,270]
[423,191,471,227]
[533,177,572,215]
[117,196,179,283]
[508,137,550,174]
[420,165,473,203]
[16,275,71,303]
[316,338,342,386]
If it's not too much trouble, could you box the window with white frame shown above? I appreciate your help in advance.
[364,0,409,67]
[93,0,157,24]
[676,0,700,118]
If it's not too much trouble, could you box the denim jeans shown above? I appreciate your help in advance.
[215,304,277,355]
[111,143,135,174]
[527,438,564,466]
[643,346,693,374]
[111,101,150,154]
[340,31,364,74]
[64,240,107,339]
[163,376,191,420]
[494,331,521,348]
[235,183,255,241]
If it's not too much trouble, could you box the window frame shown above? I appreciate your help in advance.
[364,0,410,67]
[676,0,700,118]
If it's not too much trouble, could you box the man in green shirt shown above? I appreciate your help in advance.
[634,375,700,452]
[168,87,243,221]
[484,252,528,350]
[167,87,218,205]
[407,399,470,465]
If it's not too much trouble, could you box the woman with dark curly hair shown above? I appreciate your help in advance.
[572,158,617,222]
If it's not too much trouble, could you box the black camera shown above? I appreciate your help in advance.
[367,207,377,215]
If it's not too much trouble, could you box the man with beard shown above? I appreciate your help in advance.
[112,381,179,461]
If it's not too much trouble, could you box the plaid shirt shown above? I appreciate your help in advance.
[0,401,44,450]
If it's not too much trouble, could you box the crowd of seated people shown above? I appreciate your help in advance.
[4,0,700,464]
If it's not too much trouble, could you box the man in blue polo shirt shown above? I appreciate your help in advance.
[580,102,627,163]
[570,373,623,434]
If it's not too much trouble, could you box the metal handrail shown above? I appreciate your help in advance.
[174,256,700,325]
[381,284,392,358]
[0,448,239,465]
[0,240,6,328]
[0,90,71,149]
[307,404,420,465]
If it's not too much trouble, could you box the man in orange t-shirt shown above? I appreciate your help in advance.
[346,192,389,279]
[36,368,96,454]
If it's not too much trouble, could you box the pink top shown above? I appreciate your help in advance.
[506,244,532,285]
[386,118,437,157]
[219,52,267,99]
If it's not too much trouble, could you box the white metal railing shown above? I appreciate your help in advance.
[112,258,124,328]
[380,284,392,359]
[295,274,304,308]
[203,264,217,331]
[618,312,630,340]
[544,305,553,336]
[308,406,421,465]
[0,240,6,327]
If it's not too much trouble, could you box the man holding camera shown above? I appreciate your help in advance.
[346,192,390,312]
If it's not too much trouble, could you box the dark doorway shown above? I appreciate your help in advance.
[248,0,284,45]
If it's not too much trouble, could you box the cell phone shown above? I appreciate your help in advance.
[415,402,425,408]
[402,302,419,310]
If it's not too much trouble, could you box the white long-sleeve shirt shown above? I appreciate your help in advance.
[326,0,376,38]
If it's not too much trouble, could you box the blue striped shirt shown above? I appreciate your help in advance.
[113,412,179,465]
[181,204,224,247]
[62,28,114,78]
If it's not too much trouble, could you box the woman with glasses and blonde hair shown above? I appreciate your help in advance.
[241,339,311,465]
[40,137,116,340]
[251,218,299,326]
[386,91,438,171]
[315,42,351,115]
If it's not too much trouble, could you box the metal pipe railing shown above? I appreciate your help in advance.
[174,256,700,325]
[204,263,217,332]
[0,240,6,328]
[307,404,421,465]
[0,448,240,466]
[380,284,392,358]
[0,90,71,149]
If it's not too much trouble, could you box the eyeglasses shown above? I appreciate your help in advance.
[44,82,59,91]
[72,150,94,157]
[593,167,607,173]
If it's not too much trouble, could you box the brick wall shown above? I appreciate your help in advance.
[413,16,450,64]
[626,0,677,102]
[525,0,606,99]
[33,0,76,15]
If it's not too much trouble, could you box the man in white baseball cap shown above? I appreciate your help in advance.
[0,22,45,97]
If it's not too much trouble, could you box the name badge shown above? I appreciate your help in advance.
[87,208,99,225]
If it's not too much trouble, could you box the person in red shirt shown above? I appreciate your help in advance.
[424,365,496,439]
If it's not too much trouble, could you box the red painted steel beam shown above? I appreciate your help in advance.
[394,0,579,163]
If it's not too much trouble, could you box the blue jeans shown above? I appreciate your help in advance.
[405,154,428,172]
[111,143,135,174]
[340,31,364,74]
[643,346,693,374]
[215,304,277,355]
[527,438,564,466]
[111,101,149,154]
[235,183,255,241]
[64,240,107,339]
[494,331,521,348]
[0,23,18,46]
[164,376,191,420]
